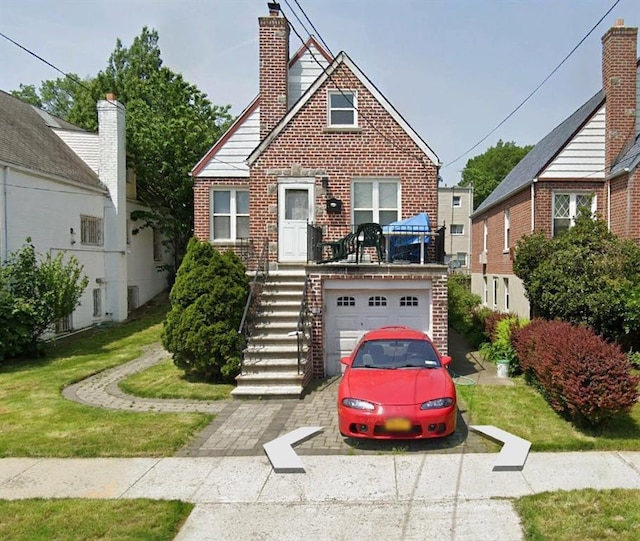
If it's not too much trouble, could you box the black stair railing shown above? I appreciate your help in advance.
[238,239,269,374]
[293,275,311,375]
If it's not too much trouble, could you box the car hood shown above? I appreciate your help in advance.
[342,368,453,406]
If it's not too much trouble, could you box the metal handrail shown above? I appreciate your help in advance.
[292,275,311,375]
[238,239,269,373]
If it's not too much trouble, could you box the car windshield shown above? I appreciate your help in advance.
[351,339,441,369]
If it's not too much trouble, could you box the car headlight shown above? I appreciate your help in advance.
[341,398,375,411]
[420,397,454,410]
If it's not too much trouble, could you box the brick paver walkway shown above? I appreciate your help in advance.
[63,336,494,457]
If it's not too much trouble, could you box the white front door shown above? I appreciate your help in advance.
[278,181,314,262]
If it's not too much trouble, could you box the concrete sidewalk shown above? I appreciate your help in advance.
[2,451,639,540]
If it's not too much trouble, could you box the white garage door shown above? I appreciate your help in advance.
[324,280,432,376]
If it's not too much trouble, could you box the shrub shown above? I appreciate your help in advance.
[511,319,639,427]
[480,315,523,375]
[162,238,249,383]
[448,274,484,344]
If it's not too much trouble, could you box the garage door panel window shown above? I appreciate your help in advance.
[368,296,387,307]
[400,296,419,306]
[337,296,356,307]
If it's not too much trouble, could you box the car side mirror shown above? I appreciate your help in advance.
[440,355,452,367]
[340,356,352,366]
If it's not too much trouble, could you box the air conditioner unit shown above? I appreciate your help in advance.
[479,251,488,265]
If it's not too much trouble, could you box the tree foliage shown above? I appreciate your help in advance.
[460,139,533,209]
[162,238,249,382]
[11,27,234,273]
[513,211,640,348]
[0,240,88,361]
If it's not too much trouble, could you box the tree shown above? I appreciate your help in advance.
[513,211,640,348]
[162,238,249,382]
[460,140,533,209]
[0,240,88,361]
[11,28,234,274]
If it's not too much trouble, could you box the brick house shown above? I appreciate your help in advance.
[192,6,447,397]
[470,20,639,319]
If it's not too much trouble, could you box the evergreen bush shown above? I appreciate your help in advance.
[162,238,249,382]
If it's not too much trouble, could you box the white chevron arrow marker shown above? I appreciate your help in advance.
[263,426,323,473]
[470,425,531,471]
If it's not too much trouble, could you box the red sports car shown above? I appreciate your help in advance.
[337,326,457,440]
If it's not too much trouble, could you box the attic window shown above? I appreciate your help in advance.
[328,90,357,127]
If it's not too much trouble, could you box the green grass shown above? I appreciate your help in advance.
[0,297,212,457]
[0,498,193,541]
[515,489,640,540]
[457,376,640,451]
[119,357,234,400]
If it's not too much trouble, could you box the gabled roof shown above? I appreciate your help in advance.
[191,36,332,178]
[472,90,605,217]
[248,51,439,166]
[0,90,103,189]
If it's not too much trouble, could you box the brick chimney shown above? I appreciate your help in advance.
[602,19,638,171]
[259,4,290,139]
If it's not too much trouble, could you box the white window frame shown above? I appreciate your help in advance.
[450,224,464,235]
[493,277,499,308]
[210,188,249,241]
[504,278,510,311]
[80,215,103,246]
[328,90,357,127]
[456,252,468,266]
[352,179,400,226]
[504,208,510,251]
[483,219,488,253]
[452,195,461,208]
[552,192,596,237]
[483,276,488,306]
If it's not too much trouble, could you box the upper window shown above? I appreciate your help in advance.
[452,195,461,207]
[353,180,399,226]
[483,219,488,252]
[328,90,357,127]
[553,193,595,237]
[211,189,249,241]
[504,208,510,250]
[450,224,464,235]
[81,215,103,246]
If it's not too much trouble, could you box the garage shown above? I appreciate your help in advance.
[323,279,432,376]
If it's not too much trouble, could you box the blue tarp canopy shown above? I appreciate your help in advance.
[383,213,431,262]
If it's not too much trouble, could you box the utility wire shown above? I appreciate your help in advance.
[442,0,621,169]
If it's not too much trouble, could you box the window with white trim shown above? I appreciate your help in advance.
[504,208,510,251]
[456,252,468,265]
[493,277,499,308]
[93,288,102,317]
[81,215,103,246]
[211,189,249,241]
[504,278,510,311]
[450,224,464,235]
[553,192,595,237]
[328,90,357,127]
[353,180,399,226]
[483,219,488,252]
[483,276,488,306]
[452,195,461,207]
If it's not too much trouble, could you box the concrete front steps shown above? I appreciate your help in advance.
[232,268,309,399]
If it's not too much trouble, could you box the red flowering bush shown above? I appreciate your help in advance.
[511,319,639,427]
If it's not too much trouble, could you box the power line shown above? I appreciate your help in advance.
[442,0,621,169]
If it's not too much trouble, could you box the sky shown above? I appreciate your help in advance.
[0,0,634,185]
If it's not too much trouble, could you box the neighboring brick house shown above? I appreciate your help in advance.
[470,19,639,319]
[438,186,472,271]
[192,6,447,395]
[0,90,171,332]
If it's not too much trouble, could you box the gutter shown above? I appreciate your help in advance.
[470,180,534,219]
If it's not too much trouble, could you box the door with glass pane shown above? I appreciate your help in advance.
[278,182,314,262]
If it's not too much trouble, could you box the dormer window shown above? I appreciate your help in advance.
[328,90,357,127]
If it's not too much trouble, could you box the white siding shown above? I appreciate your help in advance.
[289,43,330,105]
[540,105,605,179]
[53,129,100,174]
[197,108,258,178]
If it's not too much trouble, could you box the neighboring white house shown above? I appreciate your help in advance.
[437,185,472,271]
[0,90,170,332]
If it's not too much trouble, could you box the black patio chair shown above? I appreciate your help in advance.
[317,232,356,263]
[355,222,384,264]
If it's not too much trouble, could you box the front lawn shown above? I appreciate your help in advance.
[0,297,212,457]
[515,488,640,540]
[457,376,640,451]
[0,499,193,541]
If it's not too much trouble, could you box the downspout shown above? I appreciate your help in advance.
[2,166,8,263]
[530,178,537,231]
[607,177,611,230]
